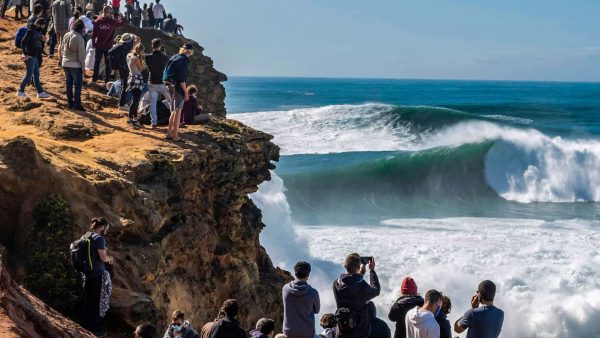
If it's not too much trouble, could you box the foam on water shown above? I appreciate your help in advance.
[252,172,600,337]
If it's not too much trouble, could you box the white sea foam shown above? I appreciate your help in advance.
[234,104,417,155]
[484,114,534,125]
[253,172,600,338]
[423,121,600,203]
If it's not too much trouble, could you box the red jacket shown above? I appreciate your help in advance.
[112,0,120,8]
[92,16,125,50]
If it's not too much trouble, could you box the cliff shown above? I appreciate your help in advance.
[0,18,290,337]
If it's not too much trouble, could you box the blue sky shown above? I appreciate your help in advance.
[163,0,600,81]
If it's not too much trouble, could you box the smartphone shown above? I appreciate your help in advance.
[360,256,373,265]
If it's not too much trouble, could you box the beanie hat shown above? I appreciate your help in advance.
[401,276,418,295]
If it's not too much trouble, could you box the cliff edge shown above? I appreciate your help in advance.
[0,18,290,337]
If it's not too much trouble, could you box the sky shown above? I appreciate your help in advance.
[163,0,600,81]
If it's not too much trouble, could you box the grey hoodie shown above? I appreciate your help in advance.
[282,280,320,338]
[405,307,440,338]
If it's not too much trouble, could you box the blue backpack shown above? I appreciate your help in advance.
[14,26,28,49]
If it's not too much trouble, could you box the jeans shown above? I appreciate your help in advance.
[155,18,164,30]
[118,68,130,107]
[148,83,171,125]
[129,88,141,120]
[19,57,44,93]
[48,30,57,56]
[82,275,103,333]
[93,47,110,82]
[64,67,83,106]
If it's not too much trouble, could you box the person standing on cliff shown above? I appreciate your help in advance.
[145,38,171,128]
[91,5,124,83]
[152,0,165,30]
[61,18,86,111]
[282,261,320,338]
[17,18,51,99]
[454,280,504,338]
[82,217,114,337]
[388,277,424,338]
[51,0,72,62]
[163,42,193,142]
[164,310,200,338]
[201,310,225,338]
[208,299,246,338]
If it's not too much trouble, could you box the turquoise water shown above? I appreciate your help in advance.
[229,77,600,338]
[228,77,600,223]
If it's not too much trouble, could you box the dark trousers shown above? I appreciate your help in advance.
[92,47,110,82]
[0,0,8,18]
[48,29,57,56]
[14,5,25,19]
[129,88,141,120]
[118,68,130,107]
[64,67,83,106]
[82,275,103,333]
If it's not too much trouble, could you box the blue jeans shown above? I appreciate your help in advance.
[155,18,164,30]
[19,57,44,93]
[148,83,171,125]
[64,67,83,106]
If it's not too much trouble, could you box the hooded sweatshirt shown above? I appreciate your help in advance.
[388,295,425,338]
[332,271,381,338]
[208,317,246,338]
[405,307,440,338]
[91,15,124,50]
[283,280,320,338]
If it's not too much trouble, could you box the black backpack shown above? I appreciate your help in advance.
[70,232,96,274]
[108,43,128,71]
[335,308,358,334]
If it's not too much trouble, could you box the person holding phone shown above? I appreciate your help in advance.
[454,280,504,338]
[333,253,381,338]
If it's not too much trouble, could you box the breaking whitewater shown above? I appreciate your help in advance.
[235,102,600,338]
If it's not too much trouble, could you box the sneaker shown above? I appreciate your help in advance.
[37,92,50,99]
[151,124,157,129]
[72,104,85,112]
[119,105,130,111]
[16,91,28,98]
[132,120,143,128]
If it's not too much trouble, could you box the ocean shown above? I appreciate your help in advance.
[227,77,600,338]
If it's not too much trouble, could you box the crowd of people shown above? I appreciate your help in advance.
[76,217,504,338]
[5,0,207,142]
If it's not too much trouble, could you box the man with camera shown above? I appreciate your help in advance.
[454,280,504,338]
[333,253,381,338]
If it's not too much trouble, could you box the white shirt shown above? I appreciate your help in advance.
[152,3,165,19]
[68,15,94,34]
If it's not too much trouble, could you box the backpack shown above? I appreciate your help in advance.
[162,54,186,84]
[70,232,97,274]
[108,43,128,71]
[14,27,28,49]
[335,308,358,334]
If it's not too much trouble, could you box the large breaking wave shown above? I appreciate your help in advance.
[235,104,600,205]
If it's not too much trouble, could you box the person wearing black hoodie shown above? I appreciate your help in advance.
[388,277,424,338]
[435,295,452,338]
[333,253,381,338]
[208,299,246,338]
[17,17,50,98]
[367,301,391,338]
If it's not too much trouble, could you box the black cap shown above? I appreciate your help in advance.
[183,43,193,51]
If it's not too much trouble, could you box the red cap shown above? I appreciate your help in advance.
[401,276,418,295]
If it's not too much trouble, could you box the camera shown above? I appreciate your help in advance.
[360,256,373,265]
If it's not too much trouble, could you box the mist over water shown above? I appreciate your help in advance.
[233,78,600,337]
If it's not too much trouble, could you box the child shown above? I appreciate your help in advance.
[319,314,337,338]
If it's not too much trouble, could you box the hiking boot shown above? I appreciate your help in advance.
[16,91,28,98]
[73,104,86,112]
[37,92,50,99]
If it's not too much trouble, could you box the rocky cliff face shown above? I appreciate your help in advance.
[0,18,290,336]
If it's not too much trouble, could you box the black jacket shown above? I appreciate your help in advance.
[208,317,247,338]
[367,301,391,338]
[145,50,169,84]
[387,295,424,338]
[333,271,381,338]
[21,24,43,59]
[435,313,451,338]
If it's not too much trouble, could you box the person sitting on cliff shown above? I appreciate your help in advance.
[164,310,200,338]
[181,85,206,126]
[208,299,246,338]
[250,318,276,338]
[81,217,114,337]
[201,309,225,338]
[282,261,320,338]
[136,323,159,338]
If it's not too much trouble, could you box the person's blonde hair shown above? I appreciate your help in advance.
[133,44,146,67]
[102,5,112,16]
[187,85,198,95]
